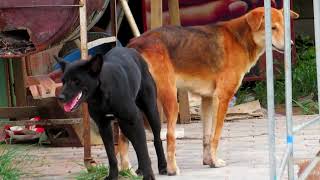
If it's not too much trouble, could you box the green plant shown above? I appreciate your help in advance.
[75,164,142,180]
[76,164,109,180]
[0,145,33,180]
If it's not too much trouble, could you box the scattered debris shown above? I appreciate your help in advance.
[189,92,265,121]
[226,100,265,121]
[0,32,35,56]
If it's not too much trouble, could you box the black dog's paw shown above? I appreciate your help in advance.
[105,175,118,180]
[159,167,167,175]
[143,174,155,180]
[135,168,143,176]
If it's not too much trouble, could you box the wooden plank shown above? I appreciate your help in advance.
[0,106,39,119]
[151,0,163,28]
[227,100,262,115]
[0,118,81,126]
[12,58,27,106]
[26,75,62,99]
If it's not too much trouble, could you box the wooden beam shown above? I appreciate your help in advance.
[0,106,39,119]
[167,0,191,124]
[0,118,81,126]
[151,0,163,28]
[168,0,181,25]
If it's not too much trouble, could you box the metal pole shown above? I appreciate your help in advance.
[283,0,294,179]
[313,0,320,113]
[264,1,276,179]
[79,0,93,169]
[293,116,320,134]
[277,147,290,179]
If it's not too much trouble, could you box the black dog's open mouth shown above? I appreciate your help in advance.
[63,91,83,112]
[272,45,284,53]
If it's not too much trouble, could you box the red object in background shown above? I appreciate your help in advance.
[0,0,105,58]
[2,116,45,142]
[141,0,297,81]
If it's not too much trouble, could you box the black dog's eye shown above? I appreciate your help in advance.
[73,79,81,86]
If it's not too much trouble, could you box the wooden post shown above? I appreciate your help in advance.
[79,0,94,169]
[168,0,181,25]
[168,0,191,124]
[150,0,166,123]
[13,59,27,107]
[151,0,163,29]
[119,0,140,37]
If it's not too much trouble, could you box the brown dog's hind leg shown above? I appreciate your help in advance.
[118,130,132,171]
[201,96,218,166]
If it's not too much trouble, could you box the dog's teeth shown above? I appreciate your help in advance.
[77,92,82,100]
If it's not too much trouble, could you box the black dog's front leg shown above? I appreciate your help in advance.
[91,113,118,180]
[99,121,118,180]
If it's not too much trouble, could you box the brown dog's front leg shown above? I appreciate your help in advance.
[208,96,230,168]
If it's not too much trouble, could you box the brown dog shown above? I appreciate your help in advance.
[119,7,299,175]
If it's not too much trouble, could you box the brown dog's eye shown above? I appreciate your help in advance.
[272,26,277,30]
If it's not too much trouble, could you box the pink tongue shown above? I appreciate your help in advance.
[63,95,79,112]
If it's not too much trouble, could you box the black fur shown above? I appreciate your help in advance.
[56,47,167,180]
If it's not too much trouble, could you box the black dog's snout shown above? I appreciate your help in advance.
[57,94,66,101]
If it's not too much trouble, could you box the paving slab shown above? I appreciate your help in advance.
[10,115,320,179]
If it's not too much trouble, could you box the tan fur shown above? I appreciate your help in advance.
[118,7,299,175]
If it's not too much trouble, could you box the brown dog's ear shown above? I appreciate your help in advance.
[280,9,299,19]
[246,10,264,31]
[87,54,103,76]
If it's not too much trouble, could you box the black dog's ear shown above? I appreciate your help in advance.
[87,54,103,76]
[54,55,68,72]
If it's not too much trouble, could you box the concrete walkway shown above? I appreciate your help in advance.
[20,115,320,179]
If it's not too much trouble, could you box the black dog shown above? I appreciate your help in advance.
[55,47,167,180]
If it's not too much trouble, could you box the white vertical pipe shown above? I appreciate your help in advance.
[313,0,320,113]
[264,1,276,180]
[283,0,294,179]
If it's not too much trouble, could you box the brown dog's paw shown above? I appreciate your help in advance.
[209,158,226,168]
[167,166,179,176]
